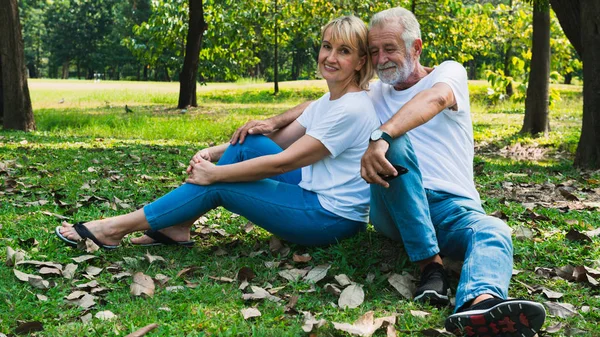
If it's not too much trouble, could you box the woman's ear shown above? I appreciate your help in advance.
[355,55,367,71]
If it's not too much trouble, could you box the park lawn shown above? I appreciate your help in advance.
[0,79,599,336]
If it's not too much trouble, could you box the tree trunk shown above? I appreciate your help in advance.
[0,0,35,131]
[521,4,550,136]
[273,0,279,95]
[178,0,207,109]
[62,60,69,79]
[549,0,582,58]
[574,0,600,168]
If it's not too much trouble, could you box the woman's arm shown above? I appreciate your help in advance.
[186,134,329,185]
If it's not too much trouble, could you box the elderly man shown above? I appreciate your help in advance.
[232,7,545,337]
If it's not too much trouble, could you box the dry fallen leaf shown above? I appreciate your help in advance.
[542,288,564,300]
[130,272,155,297]
[124,323,159,337]
[338,284,364,309]
[72,255,97,263]
[545,322,566,333]
[95,310,117,321]
[293,253,312,263]
[144,252,166,264]
[77,280,99,289]
[387,273,416,300]
[302,311,327,333]
[332,311,395,337]
[410,310,431,318]
[63,263,77,279]
[324,283,342,296]
[278,268,308,282]
[565,229,592,243]
[335,274,353,287]
[242,286,282,302]
[36,294,48,301]
[85,266,103,277]
[544,302,579,318]
[304,264,331,283]
[241,307,261,320]
[14,321,44,335]
[237,266,256,282]
[208,276,235,283]
[73,293,97,309]
[113,272,132,281]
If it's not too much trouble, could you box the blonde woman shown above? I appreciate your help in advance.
[56,16,380,249]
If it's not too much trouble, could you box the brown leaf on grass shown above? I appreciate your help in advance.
[176,266,202,278]
[124,323,159,337]
[514,226,534,241]
[241,307,261,320]
[15,321,44,334]
[338,284,364,309]
[113,272,132,281]
[284,295,299,314]
[208,276,235,283]
[489,210,508,221]
[335,274,353,287]
[304,264,331,283]
[5,247,25,266]
[95,310,117,321]
[36,294,48,301]
[91,287,110,295]
[544,302,579,318]
[72,255,97,263]
[237,266,256,282]
[586,227,600,238]
[16,260,62,270]
[332,311,395,336]
[565,229,592,243]
[410,310,431,318]
[535,267,556,279]
[144,252,166,264]
[63,263,77,279]
[293,253,312,263]
[39,267,62,276]
[14,269,51,289]
[165,286,185,292]
[78,238,100,252]
[555,265,575,281]
[242,286,282,302]
[85,266,103,277]
[244,222,254,233]
[324,283,342,296]
[77,280,99,290]
[523,209,550,221]
[67,293,96,309]
[302,311,327,333]
[65,290,89,300]
[278,268,308,282]
[387,272,416,299]
[558,187,579,201]
[545,322,566,333]
[131,272,155,297]
[542,288,564,300]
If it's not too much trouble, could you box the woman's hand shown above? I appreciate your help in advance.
[186,158,218,185]
[186,149,212,174]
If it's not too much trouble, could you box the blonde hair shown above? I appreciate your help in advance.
[321,16,374,90]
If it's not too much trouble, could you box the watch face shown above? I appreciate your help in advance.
[370,129,383,141]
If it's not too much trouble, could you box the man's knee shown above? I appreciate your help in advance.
[479,216,513,252]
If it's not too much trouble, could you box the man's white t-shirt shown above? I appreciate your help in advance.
[297,91,380,223]
[368,61,480,203]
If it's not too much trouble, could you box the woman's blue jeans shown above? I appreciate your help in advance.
[143,135,366,246]
[370,135,513,312]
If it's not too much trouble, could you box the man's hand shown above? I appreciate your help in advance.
[230,119,276,145]
[361,140,398,188]
[186,158,218,185]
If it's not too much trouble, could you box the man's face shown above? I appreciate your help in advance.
[368,23,414,86]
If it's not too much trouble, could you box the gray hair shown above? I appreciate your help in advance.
[369,7,421,52]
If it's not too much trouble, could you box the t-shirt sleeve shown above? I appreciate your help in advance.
[431,61,469,113]
[305,105,362,158]
[296,101,316,128]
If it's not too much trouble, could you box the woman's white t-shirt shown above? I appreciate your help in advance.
[296,91,380,223]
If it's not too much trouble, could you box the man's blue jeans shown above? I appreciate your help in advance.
[143,135,366,246]
[370,135,513,312]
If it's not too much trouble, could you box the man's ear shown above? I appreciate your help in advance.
[412,38,423,58]
[355,55,367,71]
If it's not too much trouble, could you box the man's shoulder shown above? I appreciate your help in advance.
[434,60,467,75]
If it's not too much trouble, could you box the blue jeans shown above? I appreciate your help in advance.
[370,135,513,312]
[143,135,366,246]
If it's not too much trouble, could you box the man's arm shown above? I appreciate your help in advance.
[361,82,457,187]
[230,100,312,145]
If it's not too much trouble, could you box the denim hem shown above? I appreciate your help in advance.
[408,247,440,263]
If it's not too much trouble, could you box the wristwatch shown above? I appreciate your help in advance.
[370,129,393,145]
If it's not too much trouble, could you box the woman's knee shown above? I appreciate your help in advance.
[235,134,272,151]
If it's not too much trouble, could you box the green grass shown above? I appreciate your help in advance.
[1,79,599,336]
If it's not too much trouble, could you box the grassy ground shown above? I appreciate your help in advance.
[0,79,599,336]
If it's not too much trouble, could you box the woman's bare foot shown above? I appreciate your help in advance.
[58,220,125,246]
[129,225,192,245]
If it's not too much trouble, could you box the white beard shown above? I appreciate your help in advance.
[377,58,414,86]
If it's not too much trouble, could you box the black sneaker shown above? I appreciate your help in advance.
[414,262,450,305]
[445,298,546,337]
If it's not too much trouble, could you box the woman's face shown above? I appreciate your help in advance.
[318,28,366,86]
